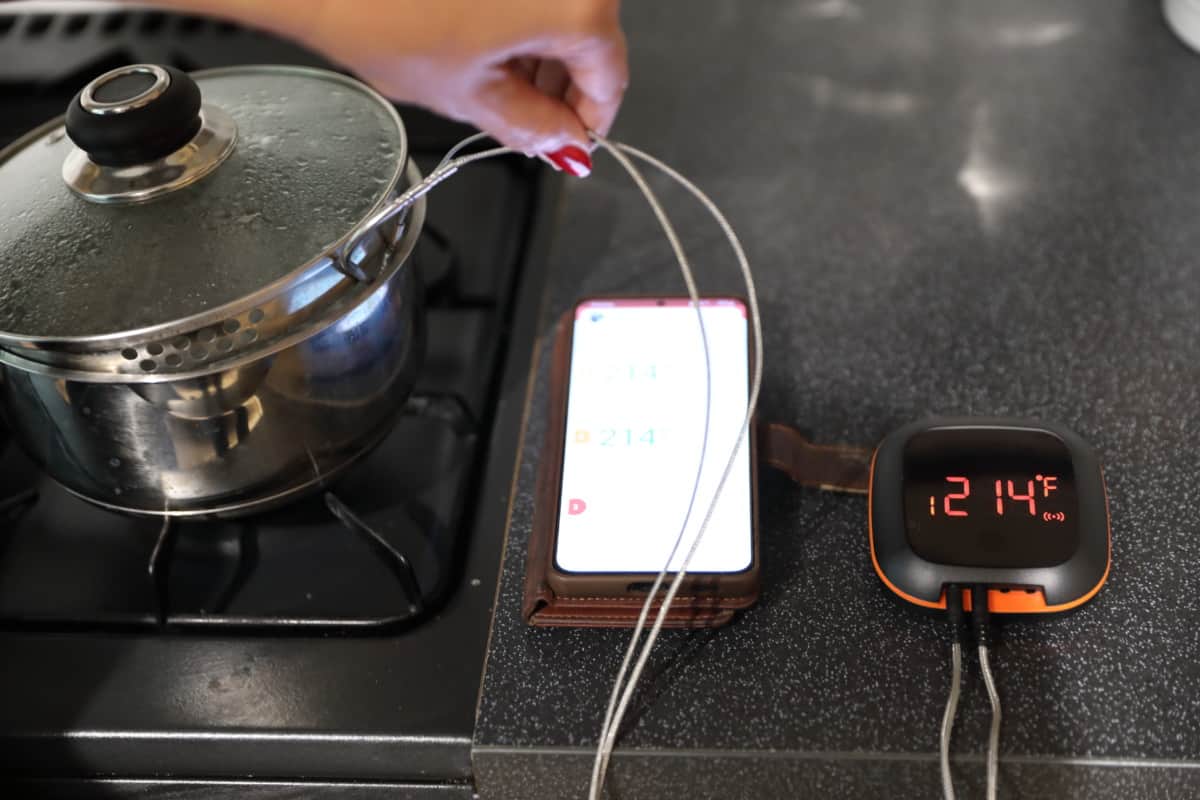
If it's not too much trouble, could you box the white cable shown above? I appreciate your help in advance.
[418,132,762,800]
[409,133,718,800]
[436,130,493,171]
[340,140,516,273]
[979,645,1002,800]
[582,138,713,800]
[608,142,764,716]
[377,142,517,227]
[940,641,963,800]
[587,138,764,800]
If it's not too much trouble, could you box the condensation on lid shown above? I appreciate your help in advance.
[0,66,407,340]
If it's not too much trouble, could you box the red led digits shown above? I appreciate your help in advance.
[1004,480,1037,516]
[943,477,969,517]
[934,474,1062,519]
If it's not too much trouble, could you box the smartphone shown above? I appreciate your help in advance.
[544,297,759,600]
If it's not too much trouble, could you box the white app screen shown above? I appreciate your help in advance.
[554,299,753,574]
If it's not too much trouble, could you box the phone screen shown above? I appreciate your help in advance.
[554,298,753,574]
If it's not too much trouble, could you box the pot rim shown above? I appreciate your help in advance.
[0,65,410,351]
[0,159,426,385]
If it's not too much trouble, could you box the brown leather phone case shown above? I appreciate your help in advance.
[522,302,761,629]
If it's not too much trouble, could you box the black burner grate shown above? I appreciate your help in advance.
[0,393,479,634]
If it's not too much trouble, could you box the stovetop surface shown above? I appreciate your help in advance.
[0,6,558,788]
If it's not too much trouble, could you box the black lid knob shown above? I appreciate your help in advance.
[65,64,203,167]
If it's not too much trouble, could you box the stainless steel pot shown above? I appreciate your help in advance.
[0,64,427,516]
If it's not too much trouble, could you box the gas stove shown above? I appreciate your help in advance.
[0,6,556,797]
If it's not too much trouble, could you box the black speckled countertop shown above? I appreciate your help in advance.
[473,1,1200,797]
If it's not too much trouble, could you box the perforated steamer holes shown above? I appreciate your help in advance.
[125,307,265,372]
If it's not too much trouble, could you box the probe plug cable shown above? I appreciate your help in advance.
[973,585,1002,800]
[940,584,967,800]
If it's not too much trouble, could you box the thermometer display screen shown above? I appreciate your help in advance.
[901,428,1080,568]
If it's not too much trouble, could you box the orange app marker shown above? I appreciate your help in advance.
[574,429,590,444]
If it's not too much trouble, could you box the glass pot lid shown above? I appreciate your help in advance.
[0,64,408,342]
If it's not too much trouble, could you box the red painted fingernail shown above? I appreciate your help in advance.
[545,145,592,178]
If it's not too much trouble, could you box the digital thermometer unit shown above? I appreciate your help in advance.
[869,418,1110,614]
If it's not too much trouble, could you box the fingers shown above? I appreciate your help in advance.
[509,55,539,83]
[534,59,571,101]
[548,18,628,137]
[566,40,628,137]
[469,67,590,153]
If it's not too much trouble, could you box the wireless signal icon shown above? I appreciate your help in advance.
[1042,511,1066,522]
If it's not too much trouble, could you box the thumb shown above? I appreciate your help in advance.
[469,69,590,153]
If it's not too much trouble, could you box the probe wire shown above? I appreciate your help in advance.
[940,640,963,800]
[582,138,715,799]
[979,644,1002,800]
[410,132,762,800]
[364,141,520,238]
[586,138,764,800]
[436,130,493,171]
[941,585,967,800]
[970,585,1001,800]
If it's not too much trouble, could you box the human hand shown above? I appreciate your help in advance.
[291,0,627,161]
